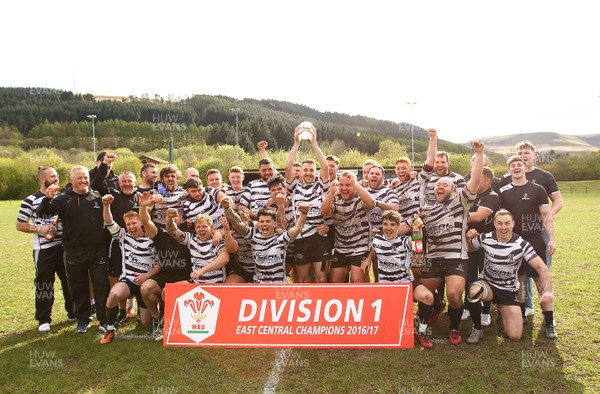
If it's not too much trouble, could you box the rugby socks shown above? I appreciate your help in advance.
[543,311,555,328]
[520,303,526,318]
[448,306,463,332]
[482,301,491,314]
[106,306,119,326]
[117,308,126,319]
[417,302,433,333]
[466,301,482,330]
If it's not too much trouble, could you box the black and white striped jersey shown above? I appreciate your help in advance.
[182,187,224,229]
[180,232,226,284]
[287,178,330,239]
[239,179,270,213]
[18,190,62,250]
[331,194,370,256]
[471,232,538,292]
[371,232,413,283]
[226,187,245,205]
[107,225,158,285]
[231,229,255,275]
[418,187,476,260]
[151,188,187,230]
[421,171,466,207]
[367,186,400,230]
[244,227,292,284]
[392,178,421,221]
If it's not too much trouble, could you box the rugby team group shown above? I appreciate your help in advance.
[17,125,560,347]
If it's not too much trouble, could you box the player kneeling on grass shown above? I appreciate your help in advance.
[361,211,435,349]
[100,195,160,344]
[465,209,556,342]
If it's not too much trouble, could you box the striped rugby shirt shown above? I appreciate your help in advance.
[471,232,539,292]
[239,179,270,213]
[330,193,370,256]
[371,232,413,282]
[180,232,226,283]
[367,186,400,230]
[244,227,292,284]
[18,190,62,250]
[421,170,466,207]
[415,186,476,260]
[182,187,224,230]
[392,178,421,221]
[287,178,330,239]
[107,225,158,284]
[151,188,187,230]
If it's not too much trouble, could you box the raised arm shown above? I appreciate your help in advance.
[139,191,158,239]
[321,179,338,217]
[425,128,438,167]
[257,141,270,160]
[221,196,250,237]
[351,173,376,210]
[285,127,301,183]
[465,141,484,194]
[310,126,329,182]
[165,208,186,244]
[221,215,239,254]
[102,194,115,225]
[287,202,309,239]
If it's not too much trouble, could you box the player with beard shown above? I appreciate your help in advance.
[405,141,485,345]
[99,195,160,344]
[151,164,187,230]
[499,141,562,318]
[322,171,383,283]
[182,177,227,231]
[461,167,500,328]
[285,124,330,283]
[366,164,400,231]
[36,166,110,334]
[465,210,556,341]
[239,158,276,220]
[221,197,309,284]
[138,163,159,193]
[498,156,556,331]
[17,167,74,332]
[138,192,192,341]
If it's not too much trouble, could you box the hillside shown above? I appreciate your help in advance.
[0,87,470,156]
[468,132,600,156]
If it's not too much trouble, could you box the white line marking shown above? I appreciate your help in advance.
[263,348,289,394]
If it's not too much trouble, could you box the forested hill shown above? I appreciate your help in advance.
[0,87,469,155]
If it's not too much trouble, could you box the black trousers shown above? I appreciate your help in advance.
[33,245,73,324]
[64,247,109,325]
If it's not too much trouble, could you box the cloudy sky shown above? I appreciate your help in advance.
[1,1,599,143]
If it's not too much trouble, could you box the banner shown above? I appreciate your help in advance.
[163,283,413,348]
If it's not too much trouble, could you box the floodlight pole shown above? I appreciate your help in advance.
[230,108,240,163]
[406,102,417,164]
[86,114,97,161]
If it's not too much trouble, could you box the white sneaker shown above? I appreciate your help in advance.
[461,309,471,321]
[38,323,51,332]
[524,307,534,317]
[481,313,492,327]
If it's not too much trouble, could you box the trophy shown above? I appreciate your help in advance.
[298,121,314,140]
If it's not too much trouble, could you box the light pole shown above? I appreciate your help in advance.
[86,114,97,161]
[406,102,417,164]
[230,108,240,163]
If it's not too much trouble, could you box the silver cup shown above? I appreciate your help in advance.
[298,121,314,140]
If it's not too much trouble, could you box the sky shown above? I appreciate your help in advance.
[1,1,599,143]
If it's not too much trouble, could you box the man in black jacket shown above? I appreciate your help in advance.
[37,165,110,333]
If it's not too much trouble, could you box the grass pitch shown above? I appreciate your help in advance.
[0,184,598,393]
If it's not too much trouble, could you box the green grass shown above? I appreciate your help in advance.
[1,182,599,393]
